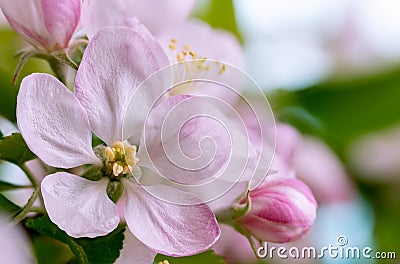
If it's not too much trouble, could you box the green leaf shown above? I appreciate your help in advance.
[270,67,400,156]
[106,180,124,203]
[0,193,21,215]
[192,0,242,42]
[74,225,125,264]
[154,250,227,264]
[0,133,35,164]
[25,215,125,264]
[0,180,30,191]
[81,165,104,181]
[25,216,89,264]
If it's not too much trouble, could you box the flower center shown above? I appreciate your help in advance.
[102,141,139,178]
[167,38,226,96]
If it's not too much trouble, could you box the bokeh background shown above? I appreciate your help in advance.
[1,0,399,263]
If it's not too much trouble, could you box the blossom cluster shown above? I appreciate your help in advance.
[0,1,330,263]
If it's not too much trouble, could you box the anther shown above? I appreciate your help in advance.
[104,147,116,162]
[169,43,176,50]
[113,163,124,176]
[219,64,226,74]
[112,141,124,150]
[122,165,130,175]
[189,51,197,59]
[177,53,184,62]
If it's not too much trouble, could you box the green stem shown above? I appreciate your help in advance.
[13,187,39,224]
[29,206,45,214]
[247,235,260,258]
[48,57,67,85]
[20,163,37,187]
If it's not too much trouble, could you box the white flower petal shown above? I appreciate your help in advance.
[41,172,119,238]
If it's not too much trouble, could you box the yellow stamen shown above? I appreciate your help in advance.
[104,147,116,162]
[112,163,124,176]
[169,43,176,50]
[125,145,139,166]
[219,64,226,74]
[122,165,130,175]
[171,38,176,43]
[177,53,184,62]
[112,141,124,150]
[184,45,191,50]
[189,51,197,59]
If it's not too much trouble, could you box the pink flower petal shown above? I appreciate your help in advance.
[40,0,81,48]
[124,182,220,256]
[82,0,151,38]
[293,136,355,204]
[0,214,33,263]
[275,123,301,163]
[82,0,196,37]
[156,19,245,105]
[41,172,119,238]
[157,19,243,68]
[75,26,168,146]
[0,0,80,51]
[238,178,317,243]
[138,95,232,184]
[115,229,156,264]
[17,73,100,168]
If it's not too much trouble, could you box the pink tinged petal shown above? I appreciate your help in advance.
[82,0,196,37]
[40,0,81,49]
[275,123,301,163]
[0,214,34,263]
[17,73,100,169]
[238,178,317,243]
[41,172,119,238]
[124,0,197,35]
[0,0,79,51]
[124,182,221,256]
[82,0,144,38]
[213,225,256,264]
[115,229,156,264]
[293,136,355,204]
[157,19,243,68]
[156,20,244,105]
[0,0,51,49]
[138,95,232,184]
[74,26,168,146]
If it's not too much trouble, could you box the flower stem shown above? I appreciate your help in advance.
[13,186,39,224]
[20,163,37,187]
[48,57,67,84]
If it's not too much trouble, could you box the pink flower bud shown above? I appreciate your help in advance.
[0,0,81,51]
[237,178,317,243]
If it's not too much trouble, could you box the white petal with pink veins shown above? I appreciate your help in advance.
[124,181,220,256]
[17,73,100,169]
[75,26,168,146]
[42,173,120,238]
[115,229,156,264]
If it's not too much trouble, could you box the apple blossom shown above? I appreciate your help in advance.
[17,26,223,258]
[0,0,81,52]
[235,178,317,243]
[81,0,244,102]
